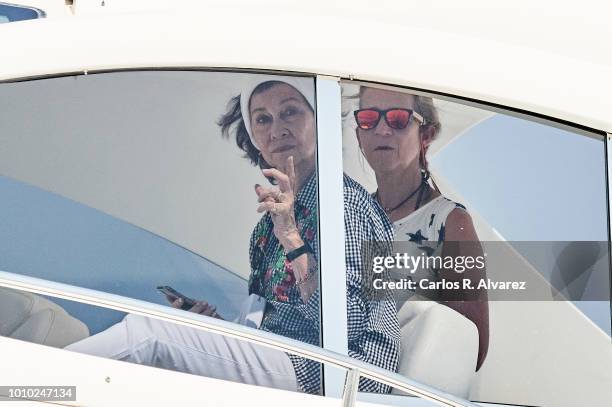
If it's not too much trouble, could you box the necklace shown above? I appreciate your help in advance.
[375,174,428,213]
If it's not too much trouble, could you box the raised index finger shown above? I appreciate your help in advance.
[286,156,296,194]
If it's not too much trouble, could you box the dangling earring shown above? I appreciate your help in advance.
[419,139,441,193]
[418,126,442,193]
[257,152,271,170]
[356,138,368,171]
[258,152,276,185]
[418,133,427,173]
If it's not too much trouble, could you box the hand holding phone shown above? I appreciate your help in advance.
[157,286,223,319]
[157,285,196,311]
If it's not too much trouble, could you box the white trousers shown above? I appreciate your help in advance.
[65,314,298,391]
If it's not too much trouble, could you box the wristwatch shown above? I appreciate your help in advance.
[285,241,313,262]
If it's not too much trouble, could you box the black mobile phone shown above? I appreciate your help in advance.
[157,285,196,311]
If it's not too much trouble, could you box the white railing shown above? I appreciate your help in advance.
[0,270,480,407]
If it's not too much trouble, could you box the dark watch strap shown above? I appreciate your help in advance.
[286,242,313,261]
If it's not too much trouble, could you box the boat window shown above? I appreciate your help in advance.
[0,71,324,395]
[0,2,44,23]
[340,81,611,407]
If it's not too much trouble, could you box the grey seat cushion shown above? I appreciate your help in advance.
[0,287,89,347]
[393,297,478,398]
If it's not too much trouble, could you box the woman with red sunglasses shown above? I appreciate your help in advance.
[354,86,489,371]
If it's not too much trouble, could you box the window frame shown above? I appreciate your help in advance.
[0,68,609,407]
[332,78,611,407]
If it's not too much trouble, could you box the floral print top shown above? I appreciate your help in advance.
[248,173,321,394]
[247,174,400,395]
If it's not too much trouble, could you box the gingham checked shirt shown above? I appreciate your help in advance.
[248,173,400,394]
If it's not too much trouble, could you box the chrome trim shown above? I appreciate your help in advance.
[315,75,351,397]
[342,368,360,407]
[0,270,478,407]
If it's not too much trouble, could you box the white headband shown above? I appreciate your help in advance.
[240,76,315,150]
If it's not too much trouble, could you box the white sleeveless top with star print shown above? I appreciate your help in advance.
[389,195,467,307]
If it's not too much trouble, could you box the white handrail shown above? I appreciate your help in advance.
[0,270,480,407]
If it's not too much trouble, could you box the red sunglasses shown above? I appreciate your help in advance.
[354,108,425,130]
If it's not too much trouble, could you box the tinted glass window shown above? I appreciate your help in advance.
[341,81,611,407]
[0,71,322,395]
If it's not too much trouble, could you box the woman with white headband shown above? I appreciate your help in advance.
[66,77,400,395]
